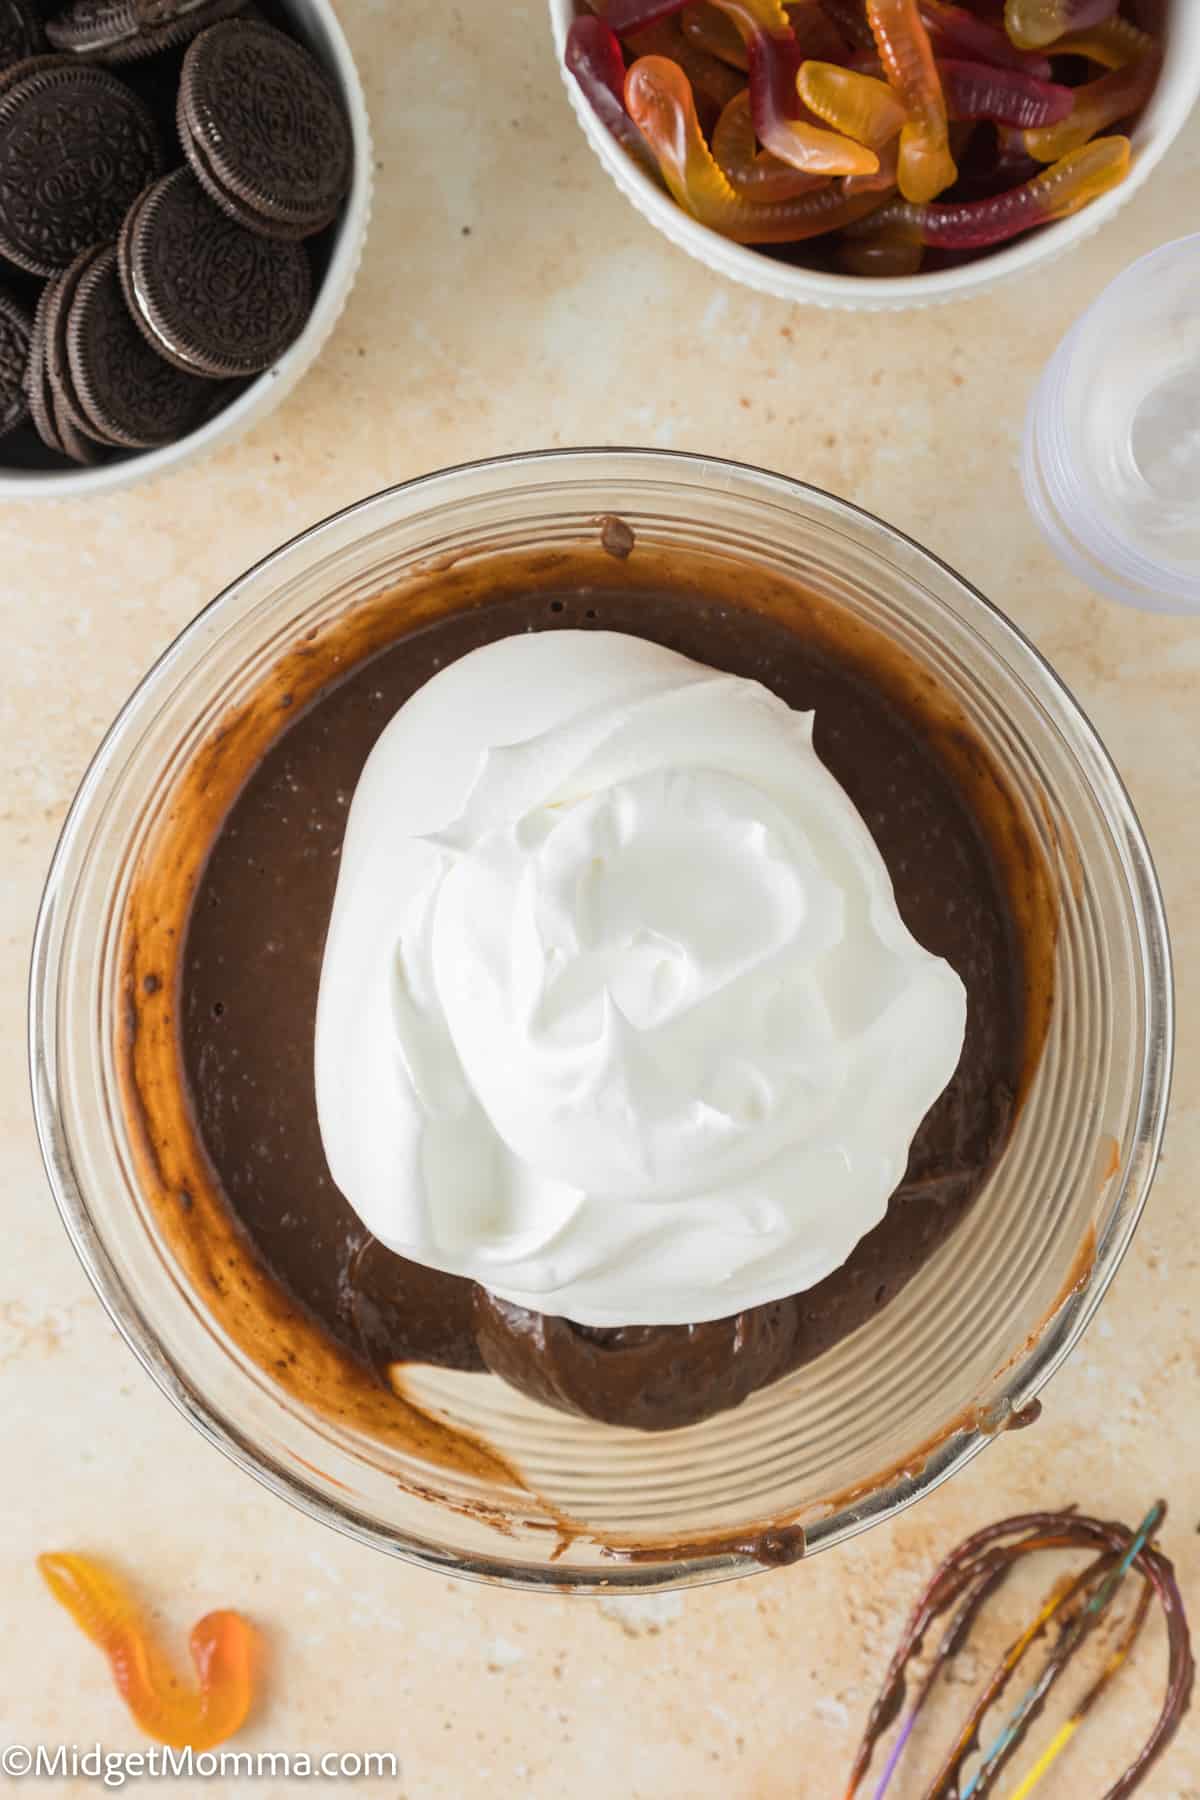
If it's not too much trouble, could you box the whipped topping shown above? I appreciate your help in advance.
[314,631,967,1328]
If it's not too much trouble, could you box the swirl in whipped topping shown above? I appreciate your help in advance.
[314,631,967,1327]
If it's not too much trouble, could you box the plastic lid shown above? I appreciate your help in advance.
[1023,234,1200,615]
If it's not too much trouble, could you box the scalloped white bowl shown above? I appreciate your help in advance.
[548,0,1200,310]
[0,0,372,499]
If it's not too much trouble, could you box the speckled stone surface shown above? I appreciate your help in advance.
[2,4,1198,1796]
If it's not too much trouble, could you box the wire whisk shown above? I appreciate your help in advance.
[844,1501,1193,1800]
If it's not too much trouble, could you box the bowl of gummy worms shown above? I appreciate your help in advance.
[550,0,1200,306]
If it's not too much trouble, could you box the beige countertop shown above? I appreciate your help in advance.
[2,4,1198,1796]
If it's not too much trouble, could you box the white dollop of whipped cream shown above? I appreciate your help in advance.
[315,631,966,1328]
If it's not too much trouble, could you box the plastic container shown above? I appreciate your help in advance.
[1023,233,1200,613]
[29,450,1171,1592]
[548,0,1200,312]
[0,0,372,502]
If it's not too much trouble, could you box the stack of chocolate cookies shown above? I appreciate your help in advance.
[0,0,353,468]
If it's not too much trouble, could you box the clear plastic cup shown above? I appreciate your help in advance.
[1023,234,1200,615]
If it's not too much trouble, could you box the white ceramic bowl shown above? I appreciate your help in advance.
[549,1,1200,310]
[0,0,372,499]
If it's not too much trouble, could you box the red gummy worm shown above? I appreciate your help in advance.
[785,0,855,60]
[604,0,689,31]
[565,16,660,174]
[819,0,876,49]
[682,1,751,68]
[858,133,1129,247]
[567,16,631,114]
[938,58,1074,128]
[744,24,880,174]
[749,23,806,133]
[919,0,1053,77]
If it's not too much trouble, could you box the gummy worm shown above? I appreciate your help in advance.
[1004,0,1119,53]
[682,1,750,69]
[565,16,661,177]
[837,221,923,274]
[866,0,957,202]
[719,0,792,32]
[602,0,689,31]
[841,131,900,194]
[938,58,1074,129]
[1024,47,1160,162]
[798,59,909,149]
[944,122,1040,201]
[1050,16,1155,68]
[919,0,1053,77]
[784,1,857,62]
[712,89,826,197]
[625,55,888,238]
[625,14,745,121]
[849,133,1129,247]
[993,127,1040,185]
[847,47,1069,126]
[707,3,880,174]
[683,0,852,65]
[819,0,877,50]
[38,1553,257,1752]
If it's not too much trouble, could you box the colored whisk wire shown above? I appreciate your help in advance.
[1003,1580,1155,1800]
[961,1502,1164,1798]
[869,1561,1012,1800]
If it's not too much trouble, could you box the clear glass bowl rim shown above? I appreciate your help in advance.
[28,447,1174,1591]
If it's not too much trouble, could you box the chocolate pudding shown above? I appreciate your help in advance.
[150,547,1048,1436]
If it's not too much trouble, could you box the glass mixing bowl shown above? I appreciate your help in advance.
[29,449,1172,1592]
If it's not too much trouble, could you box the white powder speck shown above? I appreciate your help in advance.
[598,1592,686,1637]
[485,1636,524,1671]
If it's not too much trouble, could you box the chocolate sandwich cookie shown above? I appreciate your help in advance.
[24,283,64,455]
[0,47,68,101]
[46,0,247,64]
[0,0,42,73]
[0,287,31,438]
[119,168,311,378]
[65,244,209,448]
[177,20,352,241]
[26,249,105,462]
[0,61,161,276]
[54,397,102,462]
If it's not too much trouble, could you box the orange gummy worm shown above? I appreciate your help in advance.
[799,60,909,151]
[1051,16,1154,68]
[709,0,880,174]
[625,16,744,117]
[837,222,924,274]
[1005,0,1119,53]
[712,89,826,199]
[866,0,957,201]
[626,56,887,239]
[842,133,901,197]
[710,0,792,32]
[38,1553,258,1752]
[1024,46,1160,161]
